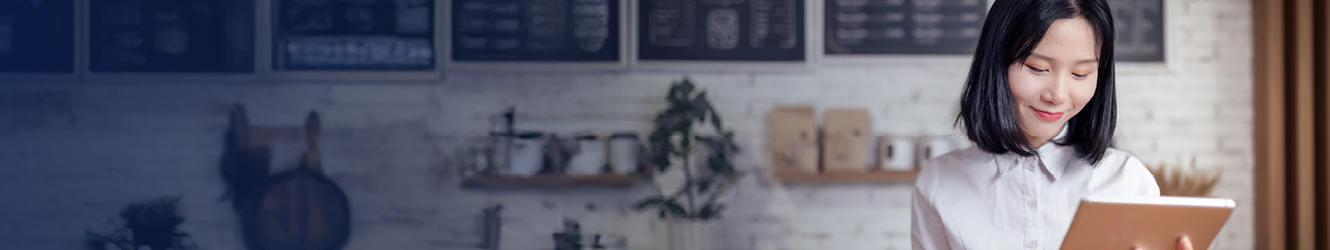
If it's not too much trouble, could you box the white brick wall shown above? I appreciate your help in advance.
[0,0,1252,249]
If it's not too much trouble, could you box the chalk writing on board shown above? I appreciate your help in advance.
[649,0,697,47]
[90,0,253,72]
[1109,0,1164,62]
[825,0,986,55]
[751,0,797,49]
[285,36,431,68]
[573,0,612,52]
[706,8,739,50]
[451,0,619,61]
[396,0,431,34]
[277,0,435,70]
[639,0,805,61]
[528,0,570,51]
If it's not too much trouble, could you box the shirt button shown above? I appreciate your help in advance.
[1027,241,1038,249]
[1028,199,1037,208]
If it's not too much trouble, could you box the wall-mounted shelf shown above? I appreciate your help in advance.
[461,174,644,189]
[772,169,921,184]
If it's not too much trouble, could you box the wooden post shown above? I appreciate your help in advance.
[1253,0,1288,249]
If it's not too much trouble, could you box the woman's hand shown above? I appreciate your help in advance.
[1131,236,1209,250]
[1176,236,1195,250]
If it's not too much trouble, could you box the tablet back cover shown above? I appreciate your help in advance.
[1060,197,1234,250]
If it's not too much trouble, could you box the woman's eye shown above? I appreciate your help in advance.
[1072,73,1088,78]
[1026,65,1049,73]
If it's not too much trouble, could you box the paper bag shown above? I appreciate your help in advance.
[822,108,871,173]
[768,106,819,174]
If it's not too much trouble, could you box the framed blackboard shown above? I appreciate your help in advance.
[451,0,620,62]
[0,0,74,73]
[825,0,986,55]
[1109,0,1164,62]
[90,0,255,73]
[638,0,804,61]
[274,0,435,70]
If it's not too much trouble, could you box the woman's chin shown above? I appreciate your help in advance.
[1023,126,1064,143]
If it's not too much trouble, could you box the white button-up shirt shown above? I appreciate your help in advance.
[911,140,1160,250]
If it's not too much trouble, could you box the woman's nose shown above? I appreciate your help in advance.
[1041,74,1070,104]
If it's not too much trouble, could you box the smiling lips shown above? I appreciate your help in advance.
[1033,107,1064,121]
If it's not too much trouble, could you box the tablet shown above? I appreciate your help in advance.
[1060,195,1236,250]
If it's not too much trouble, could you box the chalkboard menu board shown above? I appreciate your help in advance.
[825,0,986,55]
[1109,0,1163,62]
[275,0,434,70]
[91,0,255,72]
[452,0,620,62]
[0,0,74,73]
[638,0,804,61]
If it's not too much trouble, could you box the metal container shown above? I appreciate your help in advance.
[608,133,641,174]
[566,135,607,175]
[508,132,546,176]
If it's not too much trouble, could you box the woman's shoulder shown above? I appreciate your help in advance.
[1087,147,1161,196]
[922,146,991,171]
[1092,147,1147,172]
[915,146,992,194]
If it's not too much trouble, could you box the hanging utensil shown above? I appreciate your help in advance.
[240,111,352,250]
[220,104,271,210]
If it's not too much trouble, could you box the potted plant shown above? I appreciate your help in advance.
[85,196,198,250]
[633,77,743,250]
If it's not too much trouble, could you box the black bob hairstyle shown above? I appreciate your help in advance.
[956,0,1117,165]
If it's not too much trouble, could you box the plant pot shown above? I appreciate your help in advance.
[665,219,721,250]
[128,225,176,250]
[552,233,583,250]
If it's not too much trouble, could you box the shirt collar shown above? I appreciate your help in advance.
[1035,135,1073,180]
[993,127,1074,180]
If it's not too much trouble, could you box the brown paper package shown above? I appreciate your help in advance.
[822,108,871,173]
[768,106,819,174]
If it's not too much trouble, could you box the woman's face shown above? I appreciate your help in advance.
[1007,17,1100,146]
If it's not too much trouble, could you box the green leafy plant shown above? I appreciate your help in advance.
[633,77,743,220]
[85,196,198,250]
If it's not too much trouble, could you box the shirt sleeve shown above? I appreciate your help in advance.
[1123,155,1161,197]
[912,181,951,250]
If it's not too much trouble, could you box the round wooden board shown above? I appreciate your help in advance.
[241,170,350,250]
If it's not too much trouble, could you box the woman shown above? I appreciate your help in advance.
[910,0,1197,249]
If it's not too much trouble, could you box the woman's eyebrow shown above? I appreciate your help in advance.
[1029,52,1099,65]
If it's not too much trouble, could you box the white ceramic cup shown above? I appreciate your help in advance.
[878,135,917,171]
[917,135,955,163]
[608,133,641,174]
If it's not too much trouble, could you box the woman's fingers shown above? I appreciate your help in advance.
[1177,236,1193,250]
[1129,236,1198,250]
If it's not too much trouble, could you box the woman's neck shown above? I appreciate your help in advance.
[1027,135,1051,149]
[1026,126,1066,149]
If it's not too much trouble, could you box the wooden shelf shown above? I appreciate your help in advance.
[461,174,643,189]
[772,169,921,183]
